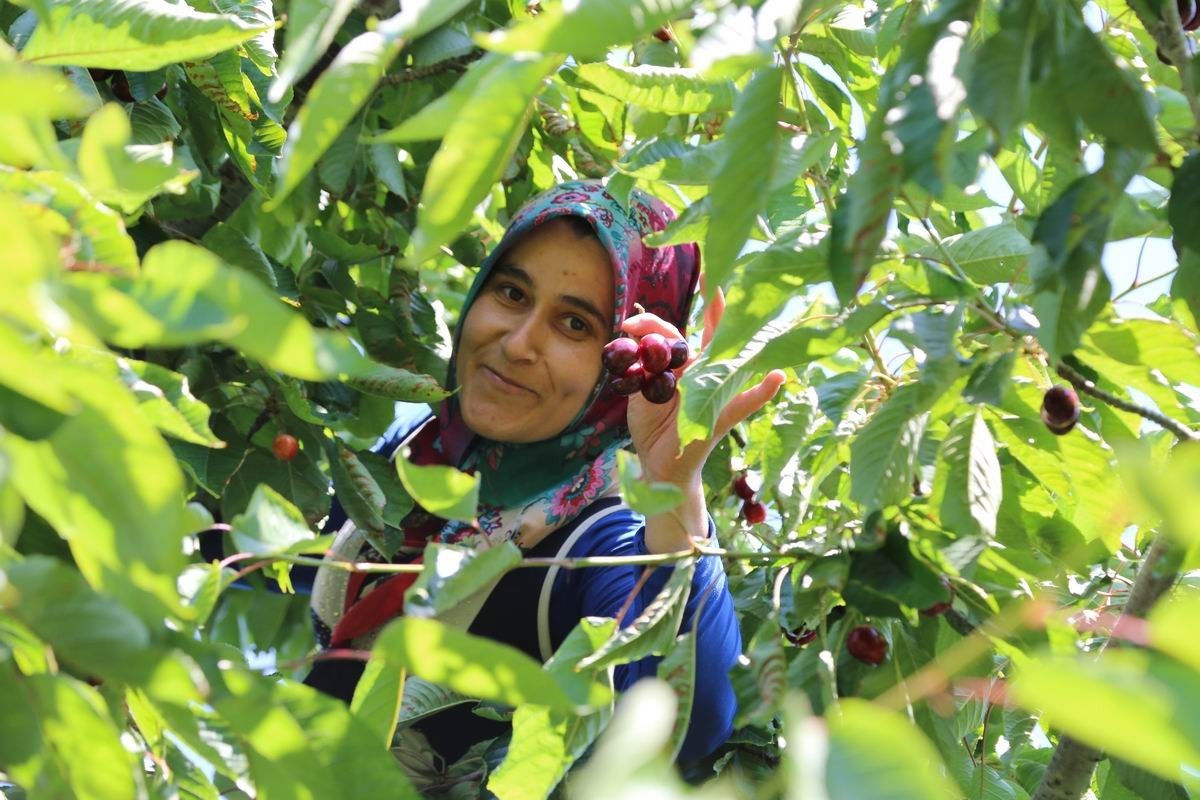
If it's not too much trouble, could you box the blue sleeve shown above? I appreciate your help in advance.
[556,511,741,763]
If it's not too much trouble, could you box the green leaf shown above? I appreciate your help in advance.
[412,53,562,260]
[570,63,736,114]
[0,55,96,119]
[827,0,977,303]
[371,616,577,711]
[656,629,697,761]
[1030,148,1143,360]
[394,452,480,523]
[966,0,1037,142]
[1083,317,1200,392]
[924,223,1032,285]
[6,363,190,624]
[1170,153,1200,253]
[1055,12,1159,152]
[0,167,138,273]
[269,0,477,206]
[329,441,388,551]
[1,556,149,675]
[488,702,610,800]
[935,411,1002,538]
[544,616,619,710]
[1011,652,1200,790]
[22,0,271,70]
[229,483,327,556]
[849,382,937,510]
[395,676,473,729]
[702,65,782,301]
[75,103,194,212]
[615,450,685,517]
[62,240,371,380]
[576,559,695,671]
[744,391,816,488]
[845,528,949,612]
[731,616,787,728]
[346,364,450,403]
[826,698,958,800]
[706,241,828,363]
[678,303,890,447]
[404,541,523,618]
[370,52,507,144]
[481,0,699,59]
[0,665,138,800]
[350,656,405,747]
[71,347,222,447]
[613,136,722,184]
[269,0,354,102]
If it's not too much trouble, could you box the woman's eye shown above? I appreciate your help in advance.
[497,284,523,302]
[566,316,589,334]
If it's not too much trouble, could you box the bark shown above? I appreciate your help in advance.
[1031,536,1184,800]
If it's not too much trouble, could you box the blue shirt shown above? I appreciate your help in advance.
[315,406,742,763]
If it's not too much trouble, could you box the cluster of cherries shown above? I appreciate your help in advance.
[731,473,768,524]
[602,333,689,404]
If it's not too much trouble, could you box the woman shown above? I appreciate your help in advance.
[305,180,787,766]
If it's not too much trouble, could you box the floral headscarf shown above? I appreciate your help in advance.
[314,180,701,648]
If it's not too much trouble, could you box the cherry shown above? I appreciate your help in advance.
[1040,384,1080,435]
[782,626,818,646]
[1179,0,1199,29]
[272,433,299,461]
[641,370,677,404]
[638,333,672,374]
[668,339,689,370]
[610,362,646,396]
[731,473,755,501]
[741,499,767,524]
[846,625,888,665]
[110,72,134,102]
[920,578,955,617]
[602,336,639,375]
[653,26,673,42]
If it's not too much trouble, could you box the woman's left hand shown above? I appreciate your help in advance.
[619,280,787,489]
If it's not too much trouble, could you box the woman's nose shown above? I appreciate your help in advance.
[500,314,541,363]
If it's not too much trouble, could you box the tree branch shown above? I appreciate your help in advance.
[1055,361,1199,442]
[1031,536,1184,800]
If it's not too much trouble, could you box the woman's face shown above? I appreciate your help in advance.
[453,218,616,444]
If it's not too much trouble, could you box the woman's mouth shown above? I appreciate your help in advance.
[482,366,533,395]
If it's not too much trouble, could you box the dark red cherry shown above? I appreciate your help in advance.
[641,370,677,404]
[610,363,646,396]
[668,338,689,369]
[653,25,673,42]
[272,433,299,461]
[783,626,818,646]
[638,333,672,374]
[603,337,640,374]
[741,499,767,524]
[1041,384,1080,435]
[846,625,888,665]
[920,578,956,617]
[732,474,755,501]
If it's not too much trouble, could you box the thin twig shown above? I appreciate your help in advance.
[614,567,655,626]
[379,50,484,85]
[1055,361,1199,441]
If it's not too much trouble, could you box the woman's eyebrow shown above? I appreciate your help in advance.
[493,263,610,329]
